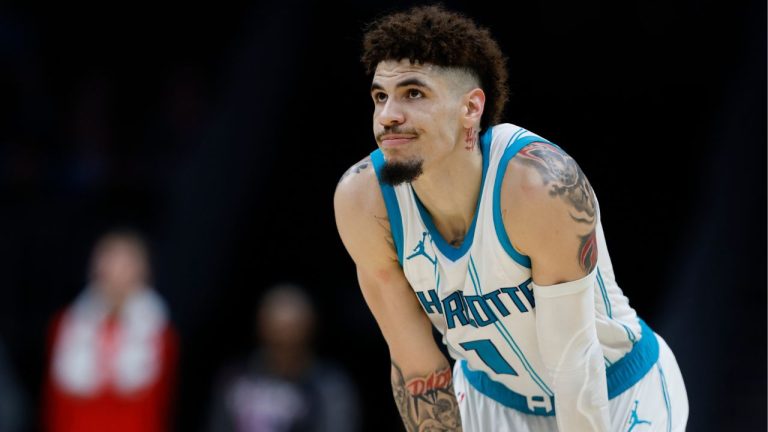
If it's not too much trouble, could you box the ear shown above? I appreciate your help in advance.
[461,88,486,129]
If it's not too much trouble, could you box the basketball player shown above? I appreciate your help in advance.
[334,6,688,431]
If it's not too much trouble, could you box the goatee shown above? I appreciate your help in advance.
[380,159,424,186]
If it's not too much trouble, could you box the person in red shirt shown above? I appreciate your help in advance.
[44,229,178,432]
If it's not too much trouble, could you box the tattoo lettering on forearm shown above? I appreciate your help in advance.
[391,362,463,432]
[516,142,596,225]
[406,367,452,396]
[337,156,372,185]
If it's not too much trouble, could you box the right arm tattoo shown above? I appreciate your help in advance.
[515,143,596,226]
[391,361,463,432]
[516,142,599,273]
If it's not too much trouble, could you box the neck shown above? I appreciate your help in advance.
[411,141,483,247]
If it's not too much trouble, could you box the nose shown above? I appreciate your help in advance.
[377,99,405,127]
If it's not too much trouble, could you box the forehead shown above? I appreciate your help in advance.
[372,59,445,86]
[96,237,144,257]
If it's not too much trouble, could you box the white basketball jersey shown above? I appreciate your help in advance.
[370,123,659,416]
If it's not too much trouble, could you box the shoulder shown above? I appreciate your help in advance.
[160,323,179,350]
[334,154,397,264]
[46,309,67,341]
[480,123,523,150]
[334,155,387,235]
[334,155,381,213]
[503,141,594,212]
[500,141,597,248]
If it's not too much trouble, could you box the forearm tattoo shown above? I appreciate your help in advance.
[391,362,463,432]
[517,142,598,273]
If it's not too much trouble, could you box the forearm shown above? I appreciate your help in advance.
[548,336,609,432]
[390,360,463,432]
[533,271,610,432]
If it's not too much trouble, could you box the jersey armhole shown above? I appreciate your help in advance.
[370,149,405,265]
[492,132,559,268]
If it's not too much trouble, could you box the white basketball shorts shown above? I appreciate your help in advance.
[453,332,689,431]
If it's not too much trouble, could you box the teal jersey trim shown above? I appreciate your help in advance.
[467,256,554,397]
[461,360,556,416]
[370,149,405,265]
[491,130,558,268]
[606,319,659,398]
[658,363,672,432]
[462,318,660,415]
[410,127,493,262]
[597,268,638,344]
[597,268,613,318]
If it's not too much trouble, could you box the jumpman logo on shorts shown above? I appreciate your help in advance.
[406,232,436,265]
[627,400,652,431]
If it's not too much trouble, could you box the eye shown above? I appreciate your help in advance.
[373,92,387,103]
[407,89,423,99]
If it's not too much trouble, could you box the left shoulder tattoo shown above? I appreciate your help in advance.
[337,155,372,185]
[517,142,598,273]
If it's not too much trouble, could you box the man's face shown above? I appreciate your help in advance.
[257,294,314,351]
[91,237,148,305]
[371,60,468,184]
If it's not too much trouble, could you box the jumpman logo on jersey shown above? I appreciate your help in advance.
[627,400,652,431]
[406,232,436,265]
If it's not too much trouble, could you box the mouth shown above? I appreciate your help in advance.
[380,134,417,148]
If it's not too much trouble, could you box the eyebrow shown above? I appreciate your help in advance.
[371,77,431,93]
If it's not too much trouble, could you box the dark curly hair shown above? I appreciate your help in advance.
[361,5,508,131]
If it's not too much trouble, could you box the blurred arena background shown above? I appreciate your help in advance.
[0,0,765,431]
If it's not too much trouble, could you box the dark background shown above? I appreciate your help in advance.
[0,0,765,431]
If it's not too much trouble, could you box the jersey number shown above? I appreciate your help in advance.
[459,339,518,376]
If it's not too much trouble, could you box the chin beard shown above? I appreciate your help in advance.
[380,159,424,186]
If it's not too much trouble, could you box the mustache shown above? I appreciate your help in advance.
[376,127,419,141]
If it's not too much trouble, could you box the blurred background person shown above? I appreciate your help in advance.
[43,229,178,432]
[208,283,359,432]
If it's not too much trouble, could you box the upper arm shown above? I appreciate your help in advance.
[500,142,598,285]
[334,158,446,373]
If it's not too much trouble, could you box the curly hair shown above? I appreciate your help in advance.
[361,5,508,130]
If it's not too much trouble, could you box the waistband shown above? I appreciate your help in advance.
[460,318,660,416]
